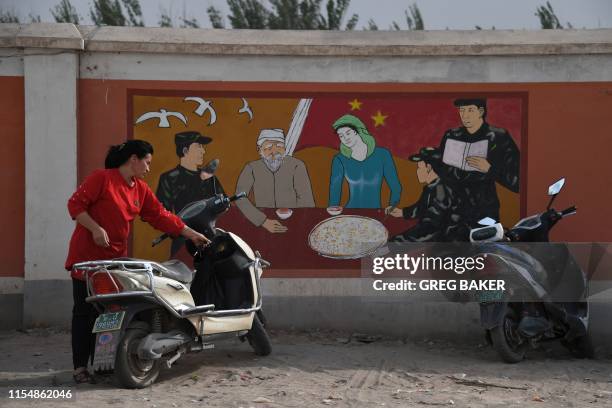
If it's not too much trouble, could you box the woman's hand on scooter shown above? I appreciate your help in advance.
[181,226,211,248]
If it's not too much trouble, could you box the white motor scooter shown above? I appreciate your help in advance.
[73,192,271,388]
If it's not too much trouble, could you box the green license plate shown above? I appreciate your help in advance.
[478,290,504,303]
[92,311,125,333]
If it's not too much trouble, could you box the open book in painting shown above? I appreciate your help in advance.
[442,139,489,172]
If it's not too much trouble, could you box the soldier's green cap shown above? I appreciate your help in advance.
[175,131,212,147]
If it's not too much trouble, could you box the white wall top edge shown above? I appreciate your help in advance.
[1,24,612,57]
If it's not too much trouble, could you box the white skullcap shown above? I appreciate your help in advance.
[257,128,285,147]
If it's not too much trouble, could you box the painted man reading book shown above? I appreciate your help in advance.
[438,98,520,225]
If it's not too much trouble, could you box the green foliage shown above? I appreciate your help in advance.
[535,1,562,29]
[365,18,378,31]
[216,0,357,30]
[268,0,322,29]
[123,0,144,26]
[180,17,200,28]
[159,12,173,27]
[90,0,144,26]
[345,12,358,30]
[226,0,270,29]
[51,0,80,24]
[207,6,226,28]
[322,0,357,30]
[0,9,20,23]
[392,2,424,30]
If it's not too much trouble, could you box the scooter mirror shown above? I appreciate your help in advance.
[548,178,565,196]
[477,217,497,226]
[201,158,219,175]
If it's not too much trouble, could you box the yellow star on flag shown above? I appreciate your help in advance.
[371,110,388,127]
[348,98,363,111]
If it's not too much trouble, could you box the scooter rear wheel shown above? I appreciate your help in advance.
[246,315,272,356]
[115,328,161,388]
[490,306,527,363]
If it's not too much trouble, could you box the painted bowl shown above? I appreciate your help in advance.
[326,206,343,216]
[276,208,293,220]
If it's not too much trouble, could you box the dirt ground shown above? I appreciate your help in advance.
[0,328,611,408]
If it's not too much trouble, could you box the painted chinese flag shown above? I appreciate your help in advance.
[295,95,522,158]
[291,95,522,212]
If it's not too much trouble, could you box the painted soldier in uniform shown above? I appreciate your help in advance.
[156,131,225,254]
[438,98,520,225]
[387,147,470,242]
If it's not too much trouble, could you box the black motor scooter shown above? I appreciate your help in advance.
[469,178,592,363]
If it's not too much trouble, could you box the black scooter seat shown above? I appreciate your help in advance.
[160,260,194,284]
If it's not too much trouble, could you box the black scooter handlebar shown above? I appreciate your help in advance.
[228,192,247,202]
[152,233,168,247]
[152,193,246,246]
[559,205,577,217]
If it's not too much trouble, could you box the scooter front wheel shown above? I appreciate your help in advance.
[115,328,161,388]
[490,306,527,363]
[246,315,272,356]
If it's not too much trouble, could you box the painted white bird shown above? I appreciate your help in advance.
[184,97,217,126]
[135,109,187,128]
[238,97,253,122]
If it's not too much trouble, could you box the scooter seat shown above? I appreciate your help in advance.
[159,260,194,284]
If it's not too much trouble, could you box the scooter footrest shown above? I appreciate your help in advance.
[180,304,215,316]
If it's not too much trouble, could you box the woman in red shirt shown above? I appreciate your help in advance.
[66,140,209,383]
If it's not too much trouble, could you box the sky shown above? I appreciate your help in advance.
[1,0,611,30]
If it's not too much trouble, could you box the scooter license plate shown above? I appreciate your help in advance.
[478,290,504,303]
[92,311,125,333]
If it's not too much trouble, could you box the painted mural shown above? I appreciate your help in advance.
[131,93,524,274]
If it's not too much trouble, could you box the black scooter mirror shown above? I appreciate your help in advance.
[548,178,565,196]
[201,158,219,175]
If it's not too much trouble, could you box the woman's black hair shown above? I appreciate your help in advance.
[104,139,154,169]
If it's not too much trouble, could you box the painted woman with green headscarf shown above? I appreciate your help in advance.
[328,114,402,208]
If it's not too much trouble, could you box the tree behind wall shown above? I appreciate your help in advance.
[159,8,173,27]
[158,5,202,28]
[535,1,564,29]
[51,0,80,24]
[224,0,270,29]
[90,0,144,26]
[388,3,425,31]
[208,6,225,28]
[209,0,358,30]
[0,10,42,23]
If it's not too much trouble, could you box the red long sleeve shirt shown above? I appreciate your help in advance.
[65,169,185,279]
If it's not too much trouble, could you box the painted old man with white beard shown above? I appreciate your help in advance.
[235,129,315,233]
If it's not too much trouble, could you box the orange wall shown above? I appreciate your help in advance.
[0,76,25,278]
[77,80,612,242]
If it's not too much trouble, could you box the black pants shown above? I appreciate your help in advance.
[71,278,98,370]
